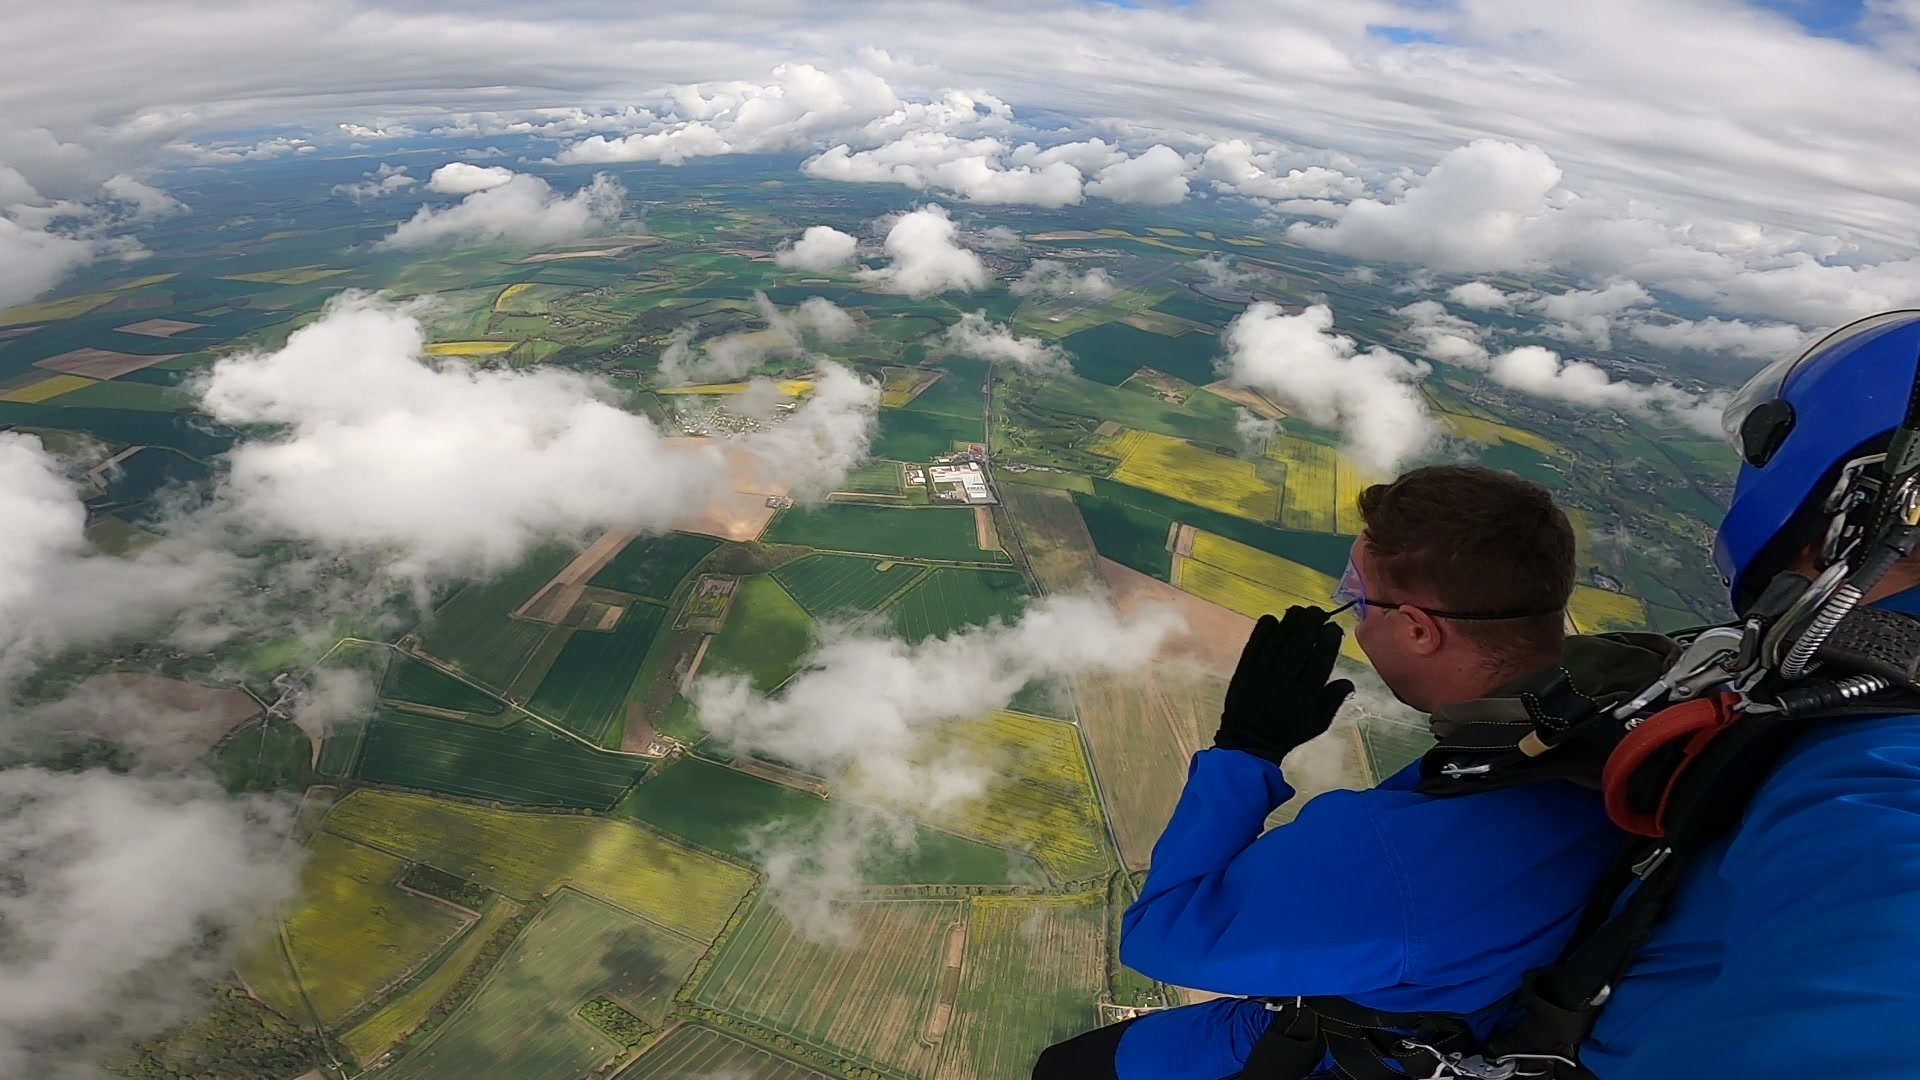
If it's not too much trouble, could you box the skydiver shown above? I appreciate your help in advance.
[1034,465,1671,1079]
[1553,311,1920,1078]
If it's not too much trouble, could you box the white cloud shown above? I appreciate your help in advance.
[1198,139,1363,201]
[773,225,859,272]
[425,161,515,194]
[854,205,989,298]
[195,293,873,578]
[1221,303,1438,473]
[1083,144,1193,206]
[1010,259,1114,299]
[661,291,859,384]
[330,162,417,201]
[1626,316,1808,360]
[1447,281,1519,311]
[691,594,1179,935]
[99,174,184,219]
[0,217,99,311]
[0,769,295,1077]
[943,311,1068,372]
[1490,345,1728,435]
[1194,254,1255,293]
[803,133,1087,208]
[377,171,624,250]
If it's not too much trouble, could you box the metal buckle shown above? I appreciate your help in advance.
[1614,626,1748,724]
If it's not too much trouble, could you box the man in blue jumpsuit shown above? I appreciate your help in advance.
[1576,311,1920,1078]
[1035,466,1661,1079]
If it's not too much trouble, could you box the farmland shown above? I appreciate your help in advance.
[1268,434,1339,533]
[1071,667,1224,869]
[1568,584,1651,633]
[339,899,521,1064]
[884,567,1031,642]
[1108,430,1280,523]
[619,1025,832,1080]
[415,545,577,690]
[526,604,666,746]
[701,575,816,692]
[694,897,961,1078]
[764,504,1007,563]
[241,833,469,1026]
[935,894,1106,1080]
[914,712,1110,882]
[378,890,704,1080]
[1185,530,1340,610]
[355,708,645,808]
[383,656,505,715]
[324,789,754,940]
[615,758,1038,884]
[772,554,927,620]
[1071,492,1174,581]
[873,409,982,461]
[1001,483,1103,593]
[590,532,723,600]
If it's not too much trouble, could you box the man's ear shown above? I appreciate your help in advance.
[1401,607,1445,657]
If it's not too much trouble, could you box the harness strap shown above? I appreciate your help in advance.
[1239,998,1480,1079]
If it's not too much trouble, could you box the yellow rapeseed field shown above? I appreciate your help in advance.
[912,711,1110,881]
[880,367,937,407]
[655,379,816,397]
[221,266,350,285]
[1085,426,1145,460]
[323,789,752,941]
[494,282,534,310]
[423,340,517,357]
[1568,585,1650,634]
[1181,533,1366,664]
[1268,435,1338,532]
[1441,413,1563,457]
[339,899,522,1063]
[1334,455,1384,535]
[0,374,96,403]
[0,292,119,327]
[1111,431,1281,523]
[261,833,469,1025]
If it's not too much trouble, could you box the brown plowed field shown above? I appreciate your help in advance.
[37,348,180,379]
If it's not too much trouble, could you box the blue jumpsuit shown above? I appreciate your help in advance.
[1581,588,1920,1078]
[1114,748,1622,1078]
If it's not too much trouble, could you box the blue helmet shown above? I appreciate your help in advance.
[1716,310,1920,608]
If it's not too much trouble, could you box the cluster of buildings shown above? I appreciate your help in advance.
[909,445,997,505]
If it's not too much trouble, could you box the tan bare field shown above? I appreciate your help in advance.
[974,506,999,552]
[726,754,830,796]
[116,318,207,338]
[56,673,261,766]
[1172,523,1198,558]
[1027,230,1106,241]
[1102,557,1248,677]
[37,348,181,379]
[1092,419,1123,438]
[926,920,968,1044]
[594,604,625,631]
[678,634,715,693]
[619,705,658,754]
[1000,484,1102,594]
[1072,666,1225,869]
[514,528,640,623]
[1200,381,1288,420]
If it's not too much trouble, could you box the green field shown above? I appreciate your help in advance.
[526,604,666,746]
[383,656,504,715]
[771,554,927,620]
[239,833,468,1026]
[837,459,906,496]
[884,567,1031,642]
[1073,493,1173,580]
[763,504,1006,563]
[700,575,815,693]
[903,357,988,419]
[377,890,703,1080]
[873,409,982,461]
[617,1025,832,1080]
[693,897,961,1078]
[323,789,754,939]
[356,709,645,809]
[939,894,1106,1080]
[1061,320,1221,387]
[340,899,521,1064]
[589,532,722,600]
[615,758,1039,884]
[1092,478,1355,577]
[415,545,576,690]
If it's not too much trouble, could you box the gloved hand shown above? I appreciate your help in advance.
[1214,606,1355,764]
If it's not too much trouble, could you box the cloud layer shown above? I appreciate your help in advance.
[378,171,625,251]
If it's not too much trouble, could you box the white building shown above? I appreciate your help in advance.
[928,461,994,504]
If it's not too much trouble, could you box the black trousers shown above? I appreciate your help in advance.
[1032,1018,1137,1080]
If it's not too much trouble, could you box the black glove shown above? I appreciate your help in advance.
[1214,606,1355,764]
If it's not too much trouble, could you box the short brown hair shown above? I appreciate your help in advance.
[1357,465,1576,661]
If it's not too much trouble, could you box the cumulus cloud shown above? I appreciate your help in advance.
[660,292,859,384]
[1447,281,1519,311]
[330,162,417,201]
[942,311,1068,372]
[1198,139,1363,201]
[376,171,624,251]
[1010,259,1114,299]
[1194,254,1255,292]
[692,595,1180,935]
[1083,144,1193,206]
[854,205,989,298]
[425,161,515,194]
[1221,303,1438,473]
[804,133,1086,208]
[0,217,100,311]
[1234,407,1282,451]
[196,293,873,578]
[0,769,296,1077]
[100,174,185,219]
[773,225,859,272]
[1626,316,1809,361]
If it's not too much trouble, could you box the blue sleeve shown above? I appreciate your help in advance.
[1603,722,1920,1080]
[1113,998,1276,1080]
[1120,749,1413,998]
